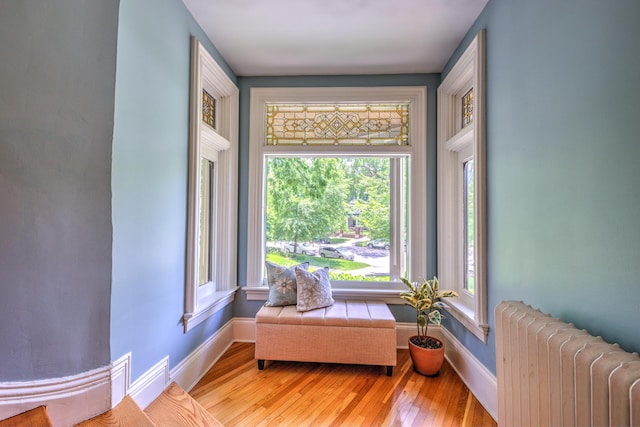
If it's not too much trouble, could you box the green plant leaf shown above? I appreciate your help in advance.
[401,277,414,289]
[428,310,442,325]
[437,290,458,298]
[400,275,457,337]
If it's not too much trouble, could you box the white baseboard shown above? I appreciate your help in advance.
[110,352,171,411]
[0,366,111,426]
[0,317,496,425]
[169,320,235,392]
[107,319,236,411]
[396,321,421,347]
[110,352,131,407]
[233,317,256,342]
[129,355,170,409]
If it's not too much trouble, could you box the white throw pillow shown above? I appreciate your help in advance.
[295,267,334,312]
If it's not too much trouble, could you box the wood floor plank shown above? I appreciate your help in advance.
[0,406,53,427]
[75,396,154,427]
[145,382,224,427]
[190,342,496,427]
[380,357,426,426]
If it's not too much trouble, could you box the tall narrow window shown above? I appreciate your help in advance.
[184,37,239,332]
[438,30,487,342]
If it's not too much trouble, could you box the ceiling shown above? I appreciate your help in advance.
[182,0,488,76]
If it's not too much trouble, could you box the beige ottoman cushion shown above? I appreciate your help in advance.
[255,300,397,373]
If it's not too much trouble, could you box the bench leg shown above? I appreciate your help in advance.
[386,366,393,376]
[257,359,265,370]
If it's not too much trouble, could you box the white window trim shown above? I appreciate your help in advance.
[244,86,427,304]
[184,37,239,332]
[437,30,488,342]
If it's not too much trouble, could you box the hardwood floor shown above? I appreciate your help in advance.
[0,406,53,427]
[190,342,496,427]
[75,384,224,427]
[75,396,154,427]
[145,382,224,426]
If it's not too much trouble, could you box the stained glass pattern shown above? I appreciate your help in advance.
[462,88,473,128]
[202,89,216,129]
[266,104,409,146]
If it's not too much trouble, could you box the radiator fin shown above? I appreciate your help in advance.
[496,301,640,427]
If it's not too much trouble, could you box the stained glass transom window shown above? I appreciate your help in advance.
[462,88,473,128]
[202,89,216,129]
[265,104,409,146]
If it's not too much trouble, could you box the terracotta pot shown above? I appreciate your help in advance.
[408,335,445,376]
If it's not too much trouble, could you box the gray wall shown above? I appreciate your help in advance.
[233,74,440,321]
[0,0,118,380]
[441,0,640,373]
[110,0,237,381]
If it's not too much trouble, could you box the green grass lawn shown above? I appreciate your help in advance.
[266,252,369,271]
[327,237,349,244]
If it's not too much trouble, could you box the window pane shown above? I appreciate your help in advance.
[198,158,213,286]
[265,157,406,283]
[265,104,409,146]
[462,88,473,128]
[464,158,475,293]
[202,89,216,129]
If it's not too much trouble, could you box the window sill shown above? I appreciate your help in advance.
[183,287,238,333]
[244,286,404,304]
[444,299,489,343]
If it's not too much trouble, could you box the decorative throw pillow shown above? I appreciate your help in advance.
[295,267,334,312]
[265,261,309,306]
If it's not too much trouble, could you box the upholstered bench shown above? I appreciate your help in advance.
[255,300,397,375]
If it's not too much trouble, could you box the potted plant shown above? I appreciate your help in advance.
[400,276,458,376]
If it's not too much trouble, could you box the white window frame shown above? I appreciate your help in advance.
[244,86,427,304]
[184,37,239,332]
[437,30,488,342]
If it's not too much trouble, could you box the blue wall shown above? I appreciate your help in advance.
[233,74,440,320]
[111,0,237,381]
[441,0,640,374]
[0,0,118,381]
